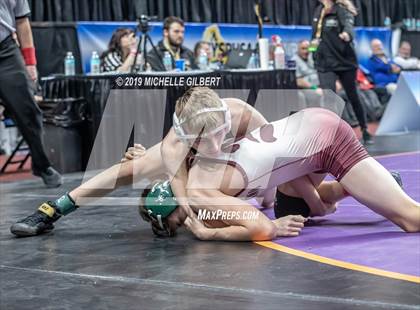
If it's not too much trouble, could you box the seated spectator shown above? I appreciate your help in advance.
[100,28,142,73]
[146,16,196,71]
[194,41,213,69]
[292,40,320,91]
[393,41,420,70]
[292,40,322,108]
[367,39,401,95]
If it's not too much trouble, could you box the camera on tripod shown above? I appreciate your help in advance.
[131,14,161,72]
[137,15,158,33]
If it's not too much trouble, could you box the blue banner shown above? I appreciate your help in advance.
[77,22,392,73]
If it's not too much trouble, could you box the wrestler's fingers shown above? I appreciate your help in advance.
[289,221,305,228]
[291,215,307,223]
[183,217,192,229]
[181,204,197,219]
[134,143,146,150]
[125,153,134,160]
[288,226,302,233]
[134,150,146,156]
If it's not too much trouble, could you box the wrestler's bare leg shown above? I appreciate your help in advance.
[316,181,348,203]
[278,173,347,205]
[340,157,420,232]
[70,143,165,204]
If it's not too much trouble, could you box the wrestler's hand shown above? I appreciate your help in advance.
[184,213,207,240]
[272,215,306,237]
[121,143,146,163]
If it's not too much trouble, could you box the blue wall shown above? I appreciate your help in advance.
[77,22,392,73]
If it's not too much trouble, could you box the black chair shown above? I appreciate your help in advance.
[0,117,31,174]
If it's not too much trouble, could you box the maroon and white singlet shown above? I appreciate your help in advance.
[196,108,369,199]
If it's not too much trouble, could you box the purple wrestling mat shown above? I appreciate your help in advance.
[262,152,420,279]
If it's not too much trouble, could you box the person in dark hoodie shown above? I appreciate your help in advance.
[146,16,196,71]
[311,0,373,145]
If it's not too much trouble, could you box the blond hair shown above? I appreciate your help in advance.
[175,87,224,135]
[335,0,358,16]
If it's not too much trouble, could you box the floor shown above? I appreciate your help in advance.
[1,131,419,310]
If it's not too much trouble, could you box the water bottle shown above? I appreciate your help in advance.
[384,16,391,28]
[404,18,412,30]
[254,52,260,68]
[247,52,257,69]
[90,51,100,74]
[274,43,285,69]
[64,51,75,75]
[198,49,208,70]
[163,51,172,71]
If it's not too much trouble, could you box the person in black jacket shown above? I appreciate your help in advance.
[146,16,196,71]
[311,0,373,144]
[0,0,62,187]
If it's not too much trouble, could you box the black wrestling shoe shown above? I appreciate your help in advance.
[362,129,374,145]
[33,167,62,188]
[390,171,403,188]
[10,202,61,237]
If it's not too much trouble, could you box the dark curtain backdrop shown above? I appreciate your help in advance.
[28,0,420,26]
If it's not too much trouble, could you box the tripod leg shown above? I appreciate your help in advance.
[131,33,144,73]
[145,34,165,69]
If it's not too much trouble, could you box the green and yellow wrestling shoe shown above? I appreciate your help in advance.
[10,194,77,237]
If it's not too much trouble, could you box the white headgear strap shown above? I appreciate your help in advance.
[173,99,231,143]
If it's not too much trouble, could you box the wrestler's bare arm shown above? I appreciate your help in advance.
[186,188,278,241]
[161,129,196,217]
[225,98,268,137]
[70,143,165,204]
[184,161,296,241]
[287,176,337,216]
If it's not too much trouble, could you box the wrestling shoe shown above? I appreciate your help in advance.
[362,129,374,145]
[33,167,62,188]
[390,171,403,188]
[10,202,61,237]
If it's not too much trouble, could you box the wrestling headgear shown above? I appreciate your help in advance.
[138,180,178,237]
[173,99,231,144]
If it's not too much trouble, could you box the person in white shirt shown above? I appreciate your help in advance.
[393,41,420,70]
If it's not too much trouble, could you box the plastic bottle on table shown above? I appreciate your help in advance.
[198,49,209,70]
[90,51,100,74]
[384,16,391,28]
[64,51,75,75]
[247,52,257,69]
[162,51,172,71]
[274,42,285,69]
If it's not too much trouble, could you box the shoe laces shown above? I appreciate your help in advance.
[20,211,49,225]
